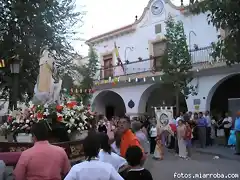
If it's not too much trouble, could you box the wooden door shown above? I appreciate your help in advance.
[103,54,113,78]
[153,41,166,69]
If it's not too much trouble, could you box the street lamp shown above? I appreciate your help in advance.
[9,56,21,110]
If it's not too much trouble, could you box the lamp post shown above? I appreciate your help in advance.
[189,30,196,50]
[9,56,21,110]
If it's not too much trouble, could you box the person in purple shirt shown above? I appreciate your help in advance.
[197,112,207,148]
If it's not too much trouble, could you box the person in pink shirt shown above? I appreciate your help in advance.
[14,122,71,180]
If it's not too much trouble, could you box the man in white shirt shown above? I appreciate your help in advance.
[64,132,123,180]
[222,112,232,146]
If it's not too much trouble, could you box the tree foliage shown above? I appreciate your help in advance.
[75,46,98,104]
[189,0,240,65]
[161,16,195,114]
[0,0,84,105]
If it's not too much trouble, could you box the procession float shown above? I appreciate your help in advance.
[0,47,96,165]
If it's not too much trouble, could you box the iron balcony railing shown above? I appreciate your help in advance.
[95,46,216,80]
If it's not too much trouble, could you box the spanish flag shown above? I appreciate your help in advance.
[114,42,124,72]
[0,59,5,68]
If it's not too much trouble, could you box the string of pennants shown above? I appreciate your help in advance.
[70,88,95,95]
[95,75,163,86]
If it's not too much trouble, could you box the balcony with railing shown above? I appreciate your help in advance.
[94,46,224,83]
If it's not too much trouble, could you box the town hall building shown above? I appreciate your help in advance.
[86,0,240,119]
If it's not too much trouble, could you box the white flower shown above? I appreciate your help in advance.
[79,123,83,127]
[4,123,7,126]
[77,127,80,131]
[20,120,24,123]
[44,104,48,108]
[26,120,30,123]
[70,118,75,124]
[67,130,71,134]
[28,101,34,108]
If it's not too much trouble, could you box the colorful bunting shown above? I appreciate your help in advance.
[69,88,95,95]
[94,75,163,86]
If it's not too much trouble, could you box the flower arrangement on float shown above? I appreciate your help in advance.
[0,97,96,136]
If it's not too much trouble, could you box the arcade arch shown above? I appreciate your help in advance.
[91,90,126,119]
[206,73,240,116]
[138,83,187,116]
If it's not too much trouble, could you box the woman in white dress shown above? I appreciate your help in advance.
[177,119,187,158]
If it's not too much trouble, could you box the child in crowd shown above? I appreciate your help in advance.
[125,146,153,180]
[185,121,192,158]
[210,118,217,146]
[228,130,236,149]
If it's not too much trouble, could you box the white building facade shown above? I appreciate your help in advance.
[86,0,239,119]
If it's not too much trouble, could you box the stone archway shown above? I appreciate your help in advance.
[138,83,187,116]
[92,90,126,119]
[206,73,240,115]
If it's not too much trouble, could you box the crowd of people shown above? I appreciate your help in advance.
[1,110,240,180]
[12,116,153,180]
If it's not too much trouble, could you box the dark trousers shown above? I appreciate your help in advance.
[150,137,156,154]
[206,127,211,146]
[174,134,179,153]
[198,127,206,148]
[224,128,230,146]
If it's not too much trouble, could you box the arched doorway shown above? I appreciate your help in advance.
[92,90,126,120]
[208,74,240,116]
[138,83,187,117]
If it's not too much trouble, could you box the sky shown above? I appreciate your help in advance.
[74,0,188,56]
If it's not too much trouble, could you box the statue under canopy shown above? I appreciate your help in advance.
[32,46,62,105]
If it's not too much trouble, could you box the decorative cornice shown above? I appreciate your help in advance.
[85,0,188,45]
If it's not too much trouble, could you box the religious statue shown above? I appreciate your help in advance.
[32,46,62,105]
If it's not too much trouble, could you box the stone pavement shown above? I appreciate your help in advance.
[145,150,240,180]
[194,145,240,161]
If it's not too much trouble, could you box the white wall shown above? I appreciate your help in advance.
[93,0,218,75]
[186,72,235,112]
[92,71,236,115]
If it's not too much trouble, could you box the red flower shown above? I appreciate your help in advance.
[67,101,77,109]
[57,116,63,122]
[37,113,43,120]
[56,105,63,112]
[7,116,12,122]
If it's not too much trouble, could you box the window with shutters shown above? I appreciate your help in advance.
[155,24,162,34]
[152,41,166,70]
[102,54,113,79]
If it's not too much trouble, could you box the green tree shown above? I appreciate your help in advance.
[189,0,240,65]
[161,16,196,114]
[0,0,83,107]
[75,46,98,104]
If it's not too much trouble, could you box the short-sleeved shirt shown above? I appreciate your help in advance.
[14,141,71,180]
[120,130,143,158]
[125,168,153,180]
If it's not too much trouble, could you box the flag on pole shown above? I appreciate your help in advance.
[114,42,124,72]
[0,59,5,68]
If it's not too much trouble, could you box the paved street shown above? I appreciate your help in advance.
[145,150,240,180]
[4,150,240,180]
